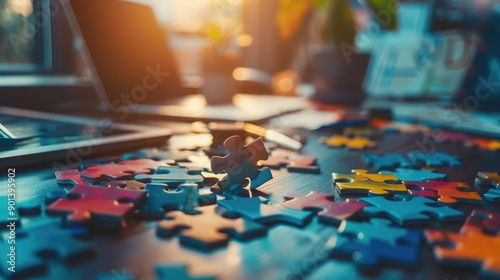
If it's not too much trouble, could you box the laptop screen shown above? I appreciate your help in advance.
[69,0,185,107]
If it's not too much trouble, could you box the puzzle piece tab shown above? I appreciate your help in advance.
[484,188,500,203]
[134,166,204,186]
[426,227,500,278]
[408,151,461,167]
[282,192,366,225]
[139,183,216,219]
[0,222,94,278]
[81,163,151,183]
[363,153,413,170]
[218,197,313,227]
[360,196,465,225]
[379,168,447,182]
[55,169,92,186]
[404,180,482,204]
[332,169,407,196]
[157,205,267,251]
[331,218,421,269]
[211,136,272,191]
[320,135,376,150]
[47,185,146,228]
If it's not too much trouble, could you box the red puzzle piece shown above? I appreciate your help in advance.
[404,180,482,204]
[55,169,92,186]
[47,185,146,227]
[282,192,367,225]
[81,163,152,182]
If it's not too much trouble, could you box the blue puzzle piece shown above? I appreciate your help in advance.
[156,264,216,280]
[408,151,461,167]
[338,218,409,246]
[363,153,414,170]
[379,168,446,182]
[484,188,500,203]
[218,197,313,227]
[359,196,465,225]
[134,166,204,186]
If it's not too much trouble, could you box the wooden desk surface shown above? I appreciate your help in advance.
[3,128,500,280]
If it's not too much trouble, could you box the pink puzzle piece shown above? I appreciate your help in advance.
[282,192,367,225]
[47,185,146,227]
[404,180,482,204]
[81,163,152,182]
[55,169,92,186]
[461,209,500,235]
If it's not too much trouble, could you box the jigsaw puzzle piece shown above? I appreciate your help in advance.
[101,180,146,190]
[379,168,446,182]
[363,153,413,170]
[81,163,151,183]
[55,169,92,186]
[140,183,216,219]
[404,180,482,204]
[359,195,465,225]
[320,135,376,150]
[47,185,146,227]
[484,188,500,203]
[408,151,461,167]
[332,170,407,196]
[331,219,421,269]
[282,192,366,225]
[425,228,500,278]
[134,166,204,186]
[466,138,500,151]
[218,197,312,227]
[259,155,320,174]
[155,264,216,280]
[427,130,471,143]
[157,205,267,251]
[475,172,500,188]
[461,209,500,235]
[0,222,94,278]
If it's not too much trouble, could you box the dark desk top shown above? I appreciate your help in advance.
[3,127,500,280]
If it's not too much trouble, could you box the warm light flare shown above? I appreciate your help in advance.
[8,0,32,16]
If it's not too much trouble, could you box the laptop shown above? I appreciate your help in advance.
[68,0,307,123]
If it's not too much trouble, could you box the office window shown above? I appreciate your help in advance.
[0,0,51,72]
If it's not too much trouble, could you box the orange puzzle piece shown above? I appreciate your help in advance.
[404,180,482,204]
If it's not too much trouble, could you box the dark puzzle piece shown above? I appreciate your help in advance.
[134,166,204,186]
[461,209,500,235]
[259,155,320,174]
[475,172,500,202]
[122,148,195,162]
[81,163,152,183]
[426,219,500,278]
[282,192,366,225]
[332,169,407,196]
[157,204,267,251]
[55,169,93,186]
[360,195,465,225]
[217,197,313,227]
[0,221,94,279]
[362,153,414,170]
[408,151,462,167]
[404,180,482,204]
[331,218,421,269]
[211,136,272,191]
[45,189,68,205]
[17,200,43,216]
[379,168,447,182]
[156,264,216,280]
[47,185,146,228]
[103,180,146,190]
[140,183,216,219]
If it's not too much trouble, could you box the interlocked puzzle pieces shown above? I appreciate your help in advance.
[47,185,146,227]
[140,183,216,219]
[211,136,272,192]
[331,218,421,269]
[217,197,312,227]
[134,166,204,186]
[81,163,152,183]
[282,192,366,225]
[360,195,465,225]
[475,172,500,202]
[320,135,376,150]
[155,264,216,280]
[408,151,461,167]
[55,169,92,186]
[157,205,267,251]
[404,180,482,204]
[332,169,407,196]
[426,210,500,278]
[0,222,94,278]
[379,168,447,182]
[259,155,320,174]
[363,153,413,170]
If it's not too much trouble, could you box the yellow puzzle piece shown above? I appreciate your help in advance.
[332,169,407,195]
[320,135,376,150]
